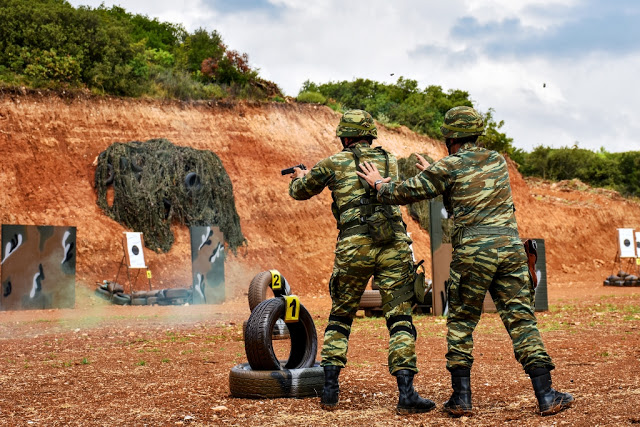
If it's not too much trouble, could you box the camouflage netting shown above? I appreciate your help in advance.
[397,153,453,242]
[94,139,246,253]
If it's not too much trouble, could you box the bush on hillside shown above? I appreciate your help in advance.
[297,91,326,104]
[0,0,281,100]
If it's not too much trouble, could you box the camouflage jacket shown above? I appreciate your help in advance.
[289,142,405,233]
[377,143,518,233]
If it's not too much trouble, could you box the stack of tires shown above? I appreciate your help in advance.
[604,270,639,287]
[243,271,290,340]
[95,281,131,305]
[229,271,323,399]
[94,282,193,305]
[133,288,192,305]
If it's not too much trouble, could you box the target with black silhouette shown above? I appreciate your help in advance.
[114,232,151,294]
[618,228,636,258]
[124,232,146,268]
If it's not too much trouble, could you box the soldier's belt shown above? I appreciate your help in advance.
[338,219,405,239]
[452,225,519,247]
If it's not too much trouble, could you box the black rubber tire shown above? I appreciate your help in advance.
[131,157,143,173]
[245,298,317,371]
[119,157,129,171]
[95,287,112,300]
[184,172,202,192]
[107,282,124,294]
[163,288,190,299]
[242,319,290,341]
[248,271,272,311]
[132,290,160,298]
[104,163,114,186]
[112,293,131,305]
[248,271,290,311]
[359,289,382,309]
[131,297,147,306]
[229,362,323,399]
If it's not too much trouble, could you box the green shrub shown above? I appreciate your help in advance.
[0,1,278,100]
[297,91,326,104]
[155,69,212,100]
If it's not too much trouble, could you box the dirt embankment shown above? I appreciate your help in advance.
[0,92,638,301]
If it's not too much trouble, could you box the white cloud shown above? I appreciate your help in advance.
[67,0,640,152]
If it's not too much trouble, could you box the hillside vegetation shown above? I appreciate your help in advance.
[0,0,281,100]
[299,78,640,197]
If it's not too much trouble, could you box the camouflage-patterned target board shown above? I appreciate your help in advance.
[190,226,225,304]
[1,225,76,311]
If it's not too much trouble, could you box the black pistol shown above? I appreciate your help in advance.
[281,164,307,175]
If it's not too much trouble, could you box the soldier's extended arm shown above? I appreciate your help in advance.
[358,159,453,205]
[289,157,334,200]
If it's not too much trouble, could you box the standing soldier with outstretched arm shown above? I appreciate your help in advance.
[357,106,574,417]
[288,109,436,414]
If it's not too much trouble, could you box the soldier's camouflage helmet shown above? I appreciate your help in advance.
[336,109,378,139]
[440,106,484,139]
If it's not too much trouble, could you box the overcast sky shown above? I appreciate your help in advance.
[68,0,640,153]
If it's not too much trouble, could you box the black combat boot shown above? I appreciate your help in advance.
[443,368,472,417]
[529,368,574,416]
[320,365,341,409]
[395,369,436,414]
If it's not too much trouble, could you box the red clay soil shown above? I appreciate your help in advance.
[0,92,639,426]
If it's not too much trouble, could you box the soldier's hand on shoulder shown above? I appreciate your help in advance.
[415,154,431,171]
[356,162,389,189]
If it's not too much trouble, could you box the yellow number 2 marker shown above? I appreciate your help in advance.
[270,269,282,291]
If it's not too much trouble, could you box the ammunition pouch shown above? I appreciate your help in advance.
[364,208,395,245]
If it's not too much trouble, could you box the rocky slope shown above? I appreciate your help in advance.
[1,92,638,301]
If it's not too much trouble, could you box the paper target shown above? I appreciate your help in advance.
[124,232,146,268]
[617,228,636,258]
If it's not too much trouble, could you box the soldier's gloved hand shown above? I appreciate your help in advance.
[357,162,391,190]
[415,154,431,171]
[291,167,309,180]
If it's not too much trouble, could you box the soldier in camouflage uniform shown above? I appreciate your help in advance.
[357,106,574,417]
[288,109,435,414]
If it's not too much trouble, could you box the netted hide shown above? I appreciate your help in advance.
[94,139,246,253]
[397,153,453,242]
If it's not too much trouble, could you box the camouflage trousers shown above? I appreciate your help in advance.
[446,236,555,373]
[321,234,418,375]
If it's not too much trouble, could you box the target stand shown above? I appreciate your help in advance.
[611,229,640,276]
[114,232,151,294]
